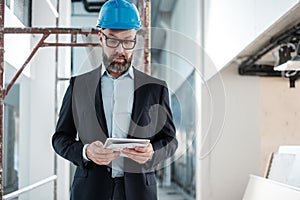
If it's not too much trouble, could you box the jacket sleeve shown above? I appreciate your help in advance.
[52,78,86,168]
[146,81,178,169]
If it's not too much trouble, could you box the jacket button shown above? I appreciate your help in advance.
[107,167,111,172]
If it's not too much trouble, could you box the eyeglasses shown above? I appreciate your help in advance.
[100,30,137,50]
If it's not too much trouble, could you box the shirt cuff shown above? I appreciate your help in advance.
[82,144,90,162]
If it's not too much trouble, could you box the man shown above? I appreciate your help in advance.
[52,0,177,199]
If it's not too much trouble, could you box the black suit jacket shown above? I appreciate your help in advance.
[52,67,177,200]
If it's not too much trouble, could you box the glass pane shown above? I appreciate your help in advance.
[171,72,196,197]
[5,0,10,8]
[3,85,20,196]
[3,61,55,199]
[14,0,31,26]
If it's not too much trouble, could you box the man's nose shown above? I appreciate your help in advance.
[115,42,125,53]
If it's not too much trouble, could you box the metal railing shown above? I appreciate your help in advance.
[3,175,57,200]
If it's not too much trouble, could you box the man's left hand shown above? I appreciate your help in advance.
[122,143,154,164]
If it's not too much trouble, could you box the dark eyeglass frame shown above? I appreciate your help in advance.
[100,30,137,50]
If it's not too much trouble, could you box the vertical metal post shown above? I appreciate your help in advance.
[138,0,151,75]
[144,0,151,75]
[53,0,60,199]
[0,0,4,199]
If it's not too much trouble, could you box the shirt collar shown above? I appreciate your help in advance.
[101,63,134,79]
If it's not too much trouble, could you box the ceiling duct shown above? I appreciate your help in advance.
[238,21,300,88]
[71,0,107,12]
[83,0,107,12]
[239,22,300,77]
[236,3,300,87]
[274,42,300,71]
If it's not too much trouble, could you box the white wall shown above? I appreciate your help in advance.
[28,0,72,199]
[200,64,261,200]
[3,0,71,199]
[200,52,300,200]
[27,0,57,199]
[197,1,300,199]
[56,0,72,198]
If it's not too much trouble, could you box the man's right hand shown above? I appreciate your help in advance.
[86,141,120,165]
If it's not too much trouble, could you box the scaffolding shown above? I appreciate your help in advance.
[0,0,151,199]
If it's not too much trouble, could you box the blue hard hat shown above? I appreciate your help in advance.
[96,0,141,30]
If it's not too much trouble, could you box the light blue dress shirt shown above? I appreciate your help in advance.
[101,65,134,177]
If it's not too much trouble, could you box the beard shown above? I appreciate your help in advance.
[103,51,132,74]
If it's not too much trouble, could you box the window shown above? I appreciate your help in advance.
[3,85,20,195]
[6,0,32,26]
[5,0,10,9]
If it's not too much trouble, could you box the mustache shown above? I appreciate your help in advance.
[111,54,126,61]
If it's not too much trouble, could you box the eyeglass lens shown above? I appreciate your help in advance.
[101,31,136,50]
[106,38,136,49]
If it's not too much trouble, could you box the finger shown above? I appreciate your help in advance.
[93,148,113,156]
[134,146,147,152]
[98,151,120,159]
[92,143,114,154]
[95,159,111,166]
[94,141,104,147]
[100,148,114,154]
[113,151,121,158]
[125,154,148,164]
[95,142,117,153]
[123,148,152,155]
[89,141,108,154]
[122,150,152,158]
[122,148,139,154]
[135,143,153,152]
[124,150,153,164]
[103,152,120,163]
[94,152,120,165]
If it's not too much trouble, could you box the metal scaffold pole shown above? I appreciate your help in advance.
[138,0,151,75]
[0,0,4,198]
[144,0,151,75]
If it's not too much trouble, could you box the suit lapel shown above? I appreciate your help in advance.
[128,68,145,137]
[94,66,109,138]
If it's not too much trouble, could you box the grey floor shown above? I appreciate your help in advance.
[158,184,194,200]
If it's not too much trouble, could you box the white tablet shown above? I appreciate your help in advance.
[103,138,150,151]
